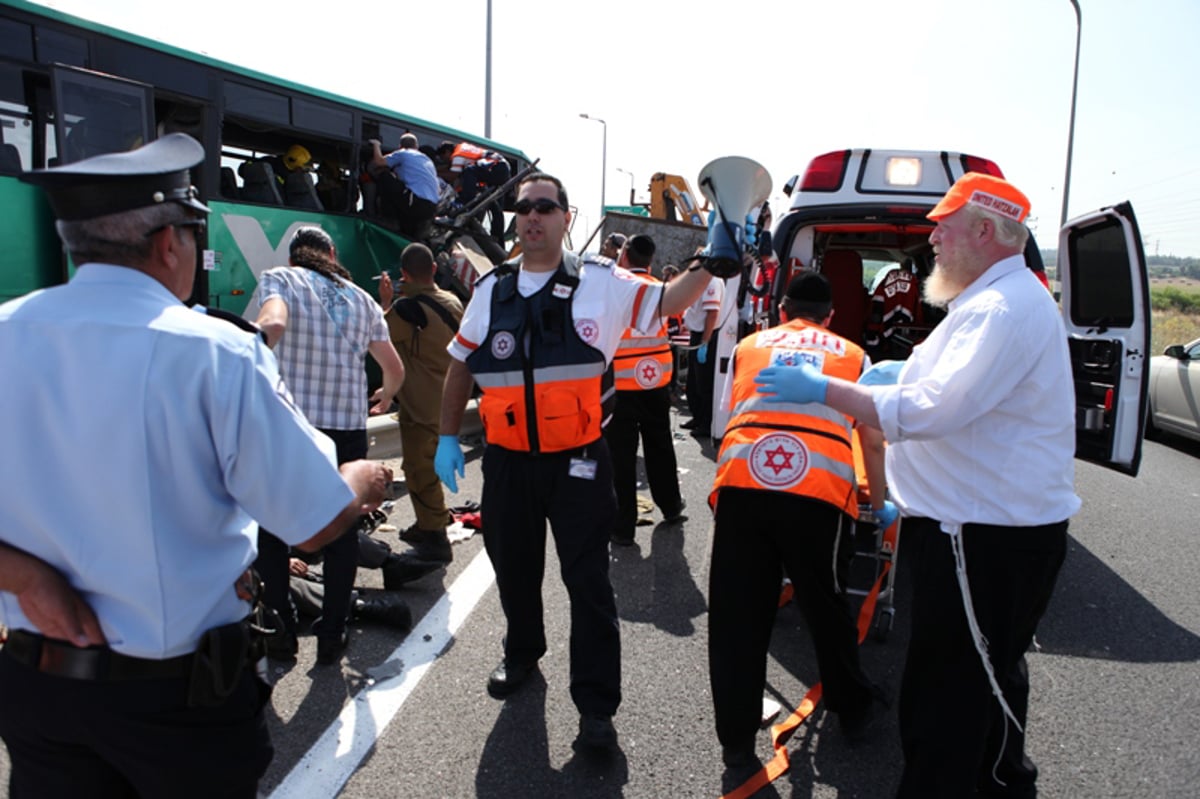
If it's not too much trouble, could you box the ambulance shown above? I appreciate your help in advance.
[768,148,1150,476]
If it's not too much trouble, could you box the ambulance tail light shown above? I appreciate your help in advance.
[800,150,850,192]
[962,154,1004,178]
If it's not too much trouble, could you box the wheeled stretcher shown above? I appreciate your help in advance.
[846,431,901,641]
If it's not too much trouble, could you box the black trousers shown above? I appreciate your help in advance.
[480,441,621,717]
[896,518,1068,799]
[373,168,437,241]
[709,489,875,749]
[256,427,367,643]
[0,650,271,798]
[604,386,682,539]
[686,329,717,429]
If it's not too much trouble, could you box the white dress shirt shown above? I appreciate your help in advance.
[873,255,1082,528]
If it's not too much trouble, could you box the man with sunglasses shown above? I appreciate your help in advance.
[0,134,393,798]
[435,173,717,755]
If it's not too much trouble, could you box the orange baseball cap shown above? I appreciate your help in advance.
[927,172,1030,224]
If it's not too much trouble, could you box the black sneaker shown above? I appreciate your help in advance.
[399,524,453,563]
[315,631,349,666]
[486,659,537,698]
[264,629,298,661]
[721,743,759,769]
[381,553,443,590]
[662,500,688,524]
[353,591,413,630]
[573,714,618,753]
[842,685,891,746]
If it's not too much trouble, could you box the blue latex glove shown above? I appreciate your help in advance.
[744,216,758,249]
[858,359,904,387]
[875,500,899,529]
[755,362,829,404]
[434,434,465,493]
[696,342,709,364]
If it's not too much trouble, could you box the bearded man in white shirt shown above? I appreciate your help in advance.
[755,172,1079,799]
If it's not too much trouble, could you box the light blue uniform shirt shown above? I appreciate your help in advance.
[384,148,441,203]
[0,264,355,658]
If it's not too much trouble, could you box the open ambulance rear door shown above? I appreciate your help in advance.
[1058,201,1150,476]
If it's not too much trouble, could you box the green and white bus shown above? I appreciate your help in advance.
[0,0,532,311]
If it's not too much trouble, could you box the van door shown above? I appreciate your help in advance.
[1057,201,1150,476]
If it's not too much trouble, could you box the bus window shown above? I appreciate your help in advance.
[51,66,153,163]
[0,100,31,174]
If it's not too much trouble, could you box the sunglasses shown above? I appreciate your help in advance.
[514,198,565,216]
[145,218,208,239]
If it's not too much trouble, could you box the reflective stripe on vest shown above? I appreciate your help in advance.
[466,253,612,453]
[613,322,673,391]
[710,319,864,516]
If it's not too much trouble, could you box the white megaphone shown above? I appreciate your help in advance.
[696,156,772,278]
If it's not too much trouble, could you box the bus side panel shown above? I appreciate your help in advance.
[0,178,64,303]
[204,200,412,315]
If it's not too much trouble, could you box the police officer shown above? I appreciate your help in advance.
[708,271,895,774]
[434,173,714,753]
[606,234,686,546]
[0,134,392,798]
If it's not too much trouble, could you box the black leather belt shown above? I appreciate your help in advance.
[1,630,192,681]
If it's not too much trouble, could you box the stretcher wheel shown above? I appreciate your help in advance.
[873,608,894,642]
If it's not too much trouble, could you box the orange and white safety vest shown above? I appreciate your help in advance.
[450,142,504,172]
[710,319,864,516]
[613,270,672,391]
[465,253,613,453]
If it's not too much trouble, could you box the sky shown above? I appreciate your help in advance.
[28,0,1200,258]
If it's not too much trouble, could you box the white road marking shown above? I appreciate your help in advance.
[267,549,496,799]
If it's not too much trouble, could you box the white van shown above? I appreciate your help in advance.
[766,147,1150,476]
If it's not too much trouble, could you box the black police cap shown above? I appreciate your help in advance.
[18,133,210,221]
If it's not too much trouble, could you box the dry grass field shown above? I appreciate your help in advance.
[1150,276,1200,354]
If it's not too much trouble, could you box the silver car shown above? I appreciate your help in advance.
[1147,338,1200,443]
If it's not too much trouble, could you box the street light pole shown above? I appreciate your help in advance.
[484,0,492,138]
[579,113,606,224]
[1061,0,1081,228]
[616,167,635,204]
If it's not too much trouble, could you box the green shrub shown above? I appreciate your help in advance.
[1150,286,1200,314]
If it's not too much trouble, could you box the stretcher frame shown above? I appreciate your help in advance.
[847,432,901,641]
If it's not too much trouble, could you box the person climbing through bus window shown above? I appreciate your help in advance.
[369,134,441,241]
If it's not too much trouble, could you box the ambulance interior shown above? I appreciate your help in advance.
[774,223,945,363]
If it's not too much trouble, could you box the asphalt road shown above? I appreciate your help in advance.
[2,413,1199,798]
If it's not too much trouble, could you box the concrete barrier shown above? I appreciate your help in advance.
[367,399,481,460]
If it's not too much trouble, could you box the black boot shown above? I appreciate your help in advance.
[353,591,413,629]
[381,552,442,590]
[399,524,453,563]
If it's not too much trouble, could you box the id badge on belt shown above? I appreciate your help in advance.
[569,457,597,480]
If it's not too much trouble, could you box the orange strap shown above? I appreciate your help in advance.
[720,519,899,799]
